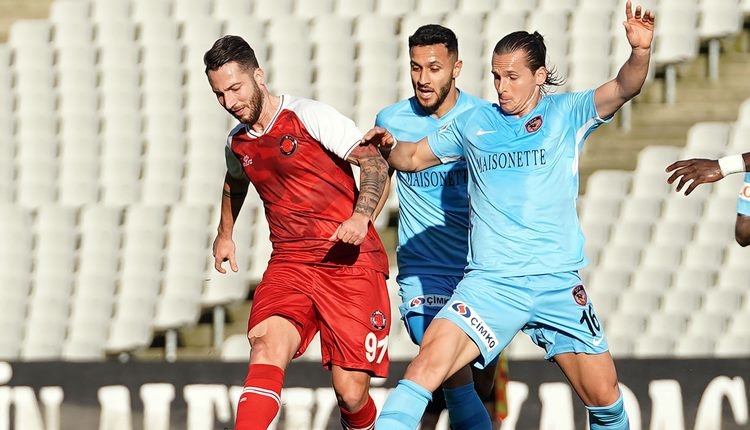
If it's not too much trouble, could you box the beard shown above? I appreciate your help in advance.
[238,80,265,125]
[416,80,452,115]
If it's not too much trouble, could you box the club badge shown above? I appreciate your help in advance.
[279,135,298,156]
[525,115,543,133]
[572,285,588,306]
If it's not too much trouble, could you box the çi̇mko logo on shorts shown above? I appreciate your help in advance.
[370,310,387,330]
[572,285,588,306]
[450,301,498,350]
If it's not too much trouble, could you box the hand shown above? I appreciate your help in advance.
[328,212,370,246]
[361,127,397,153]
[623,1,655,51]
[212,234,238,273]
[665,158,723,195]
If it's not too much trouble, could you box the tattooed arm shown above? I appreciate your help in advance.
[327,143,389,245]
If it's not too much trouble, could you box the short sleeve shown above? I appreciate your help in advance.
[737,173,750,215]
[426,118,465,164]
[225,146,246,180]
[291,99,365,160]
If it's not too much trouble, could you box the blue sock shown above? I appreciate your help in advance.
[375,379,432,430]
[444,383,493,430]
[586,391,629,430]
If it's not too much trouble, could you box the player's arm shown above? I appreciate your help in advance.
[666,153,750,195]
[594,1,654,119]
[736,214,750,247]
[361,127,441,172]
[213,151,250,273]
[347,143,390,221]
[327,143,389,245]
[371,167,395,222]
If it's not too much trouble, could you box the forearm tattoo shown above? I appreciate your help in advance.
[354,152,389,219]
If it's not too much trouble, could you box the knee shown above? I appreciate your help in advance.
[586,390,628,430]
[247,334,288,364]
[334,379,369,412]
[586,380,621,407]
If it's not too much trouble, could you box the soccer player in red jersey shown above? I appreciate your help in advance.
[204,35,392,430]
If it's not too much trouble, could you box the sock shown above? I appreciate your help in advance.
[586,390,629,430]
[340,395,376,430]
[235,364,284,430]
[444,383,493,430]
[375,379,432,430]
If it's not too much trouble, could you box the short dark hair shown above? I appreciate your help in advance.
[204,35,260,74]
[408,24,458,58]
[493,31,564,90]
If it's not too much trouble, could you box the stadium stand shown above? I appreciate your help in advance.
[0,0,750,365]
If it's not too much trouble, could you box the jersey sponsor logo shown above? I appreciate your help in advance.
[408,295,450,309]
[572,285,588,306]
[525,115,543,133]
[279,135,298,156]
[476,129,496,136]
[370,310,387,331]
[476,149,547,173]
[241,155,253,167]
[449,301,498,350]
[401,168,469,188]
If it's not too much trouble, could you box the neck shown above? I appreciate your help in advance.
[514,89,542,118]
[432,87,460,119]
[251,92,280,133]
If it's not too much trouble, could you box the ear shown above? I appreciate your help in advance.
[253,68,265,86]
[453,59,463,79]
[535,66,548,86]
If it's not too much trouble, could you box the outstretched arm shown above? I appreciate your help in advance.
[594,1,654,118]
[666,152,750,195]
[361,126,441,172]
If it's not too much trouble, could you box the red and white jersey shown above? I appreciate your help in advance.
[225,95,388,274]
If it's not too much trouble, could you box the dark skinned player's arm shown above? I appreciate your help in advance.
[735,214,750,247]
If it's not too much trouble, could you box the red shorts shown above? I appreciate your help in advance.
[248,262,391,377]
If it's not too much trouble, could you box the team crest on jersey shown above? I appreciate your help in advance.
[279,135,298,156]
[241,155,252,167]
[572,285,588,306]
[525,115,543,133]
[370,310,387,330]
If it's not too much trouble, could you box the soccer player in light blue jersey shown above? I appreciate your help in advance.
[375,24,497,429]
[666,152,750,245]
[366,2,654,429]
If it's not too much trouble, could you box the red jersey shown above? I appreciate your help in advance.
[225,95,388,274]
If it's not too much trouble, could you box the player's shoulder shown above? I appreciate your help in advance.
[457,90,491,110]
[226,122,246,144]
[376,98,414,122]
[283,94,336,114]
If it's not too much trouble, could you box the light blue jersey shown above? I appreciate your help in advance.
[428,89,610,276]
[738,173,750,215]
[376,91,490,280]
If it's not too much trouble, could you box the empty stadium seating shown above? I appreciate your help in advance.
[0,0,749,364]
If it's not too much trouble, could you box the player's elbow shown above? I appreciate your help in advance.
[735,233,750,247]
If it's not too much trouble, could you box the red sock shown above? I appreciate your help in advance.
[235,364,285,430]
[340,395,376,430]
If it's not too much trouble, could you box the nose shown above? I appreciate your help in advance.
[418,69,429,85]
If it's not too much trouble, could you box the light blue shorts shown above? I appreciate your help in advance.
[435,270,609,368]
[397,274,458,345]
